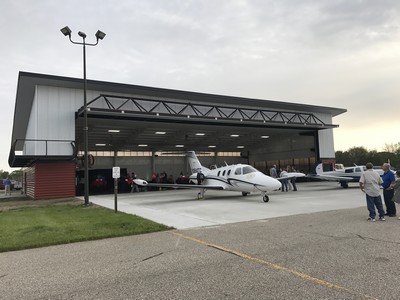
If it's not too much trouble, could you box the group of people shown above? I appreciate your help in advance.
[127,170,175,192]
[359,163,400,222]
[269,164,298,192]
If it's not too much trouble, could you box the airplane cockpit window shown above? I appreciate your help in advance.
[355,167,362,173]
[243,166,257,174]
[345,169,354,173]
[234,167,242,175]
[363,166,367,171]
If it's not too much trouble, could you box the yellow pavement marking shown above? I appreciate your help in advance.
[169,231,378,300]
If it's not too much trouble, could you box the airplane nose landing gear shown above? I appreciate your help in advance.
[262,193,269,202]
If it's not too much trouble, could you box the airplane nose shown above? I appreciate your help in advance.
[134,179,148,186]
[273,179,282,191]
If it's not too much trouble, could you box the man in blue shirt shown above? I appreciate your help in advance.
[382,163,396,216]
[3,177,12,196]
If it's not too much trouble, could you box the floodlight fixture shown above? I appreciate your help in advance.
[95,30,106,40]
[60,26,72,37]
[78,31,87,39]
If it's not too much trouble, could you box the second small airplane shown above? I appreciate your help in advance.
[309,163,384,188]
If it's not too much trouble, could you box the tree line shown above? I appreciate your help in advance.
[335,143,400,170]
[1,143,399,179]
[0,169,23,181]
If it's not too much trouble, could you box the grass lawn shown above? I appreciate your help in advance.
[0,203,172,253]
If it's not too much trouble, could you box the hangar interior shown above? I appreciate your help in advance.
[9,72,346,198]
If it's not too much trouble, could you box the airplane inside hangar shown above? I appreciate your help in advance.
[9,72,346,198]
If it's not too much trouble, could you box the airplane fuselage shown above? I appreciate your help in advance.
[190,164,282,193]
[321,165,384,182]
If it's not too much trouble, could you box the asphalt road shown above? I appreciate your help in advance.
[1,205,400,299]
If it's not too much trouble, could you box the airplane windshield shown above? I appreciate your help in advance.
[234,168,242,175]
[242,166,257,174]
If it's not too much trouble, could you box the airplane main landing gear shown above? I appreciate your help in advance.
[340,181,349,188]
[197,188,206,199]
[263,194,269,202]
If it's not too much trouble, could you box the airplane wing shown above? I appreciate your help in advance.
[135,180,225,190]
[308,174,354,182]
[276,172,306,180]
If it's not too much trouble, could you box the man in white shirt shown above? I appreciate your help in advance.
[359,162,385,222]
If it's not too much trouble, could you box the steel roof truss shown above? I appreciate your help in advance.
[85,94,334,128]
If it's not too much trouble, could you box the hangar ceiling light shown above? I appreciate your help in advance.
[195,133,205,136]
[156,131,166,135]
[237,146,245,149]
[230,134,239,137]
[108,129,120,133]
[261,135,270,138]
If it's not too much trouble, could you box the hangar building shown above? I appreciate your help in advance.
[9,72,346,199]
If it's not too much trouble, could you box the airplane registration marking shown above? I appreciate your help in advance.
[169,231,377,300]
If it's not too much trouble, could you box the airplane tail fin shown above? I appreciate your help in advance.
[186,151,210,174]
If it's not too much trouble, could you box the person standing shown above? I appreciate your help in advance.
[130,172,139,193]
[288,165,298,191]
[389,170,400,219]
[280,168,288,192]
[196,171,205,185]
[3,177,12,196]
[269,165,278,178]
[381,163,396,217]
[359,163,385,222]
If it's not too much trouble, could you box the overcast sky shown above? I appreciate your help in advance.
[1,0,400,172]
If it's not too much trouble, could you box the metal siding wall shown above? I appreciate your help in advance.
[318,129,335,158]
[24,86,81,155]
[33,162,76,199]
[314,112,336,158]
[24,166,36,198]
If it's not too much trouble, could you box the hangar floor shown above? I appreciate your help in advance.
[88,181,366,229]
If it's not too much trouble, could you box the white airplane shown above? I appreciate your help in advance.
[309,163,384,188]
[134,151,305,202]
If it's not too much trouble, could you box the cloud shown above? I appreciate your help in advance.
[1,0,400,171]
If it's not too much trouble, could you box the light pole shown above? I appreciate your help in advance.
[60,26,106,206]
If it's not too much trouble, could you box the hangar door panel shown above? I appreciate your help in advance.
[318,129,335,158]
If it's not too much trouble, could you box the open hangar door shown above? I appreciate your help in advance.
[75,117,322,191]
[72,93,339,194]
